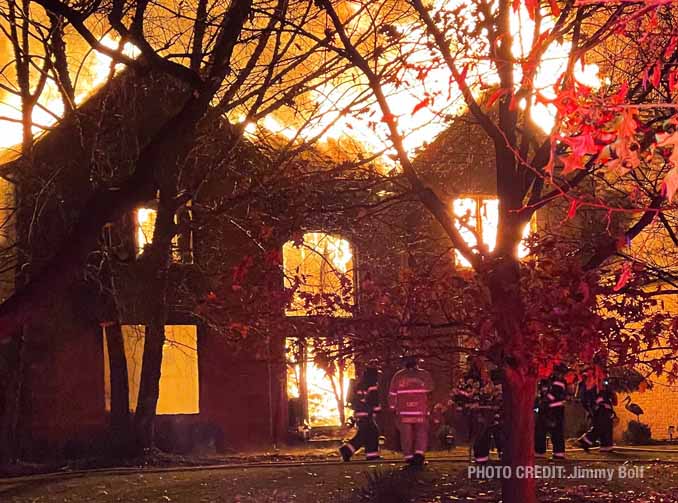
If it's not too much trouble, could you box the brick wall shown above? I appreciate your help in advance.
[613,291,678,441]
[614,375,678,442]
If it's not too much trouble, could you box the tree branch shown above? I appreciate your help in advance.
[585,195,664,270]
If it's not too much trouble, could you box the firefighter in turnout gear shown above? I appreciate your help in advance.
[534,366,567,460]
[578,377,617,452]
[452,360,503,464]
[576,371,598,422]
[388,356,434,467]
[340,366,382,461]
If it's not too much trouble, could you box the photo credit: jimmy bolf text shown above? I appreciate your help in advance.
[467,464,646,481]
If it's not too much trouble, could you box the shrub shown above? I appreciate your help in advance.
[623,420,652,445]
[352,467,418,503]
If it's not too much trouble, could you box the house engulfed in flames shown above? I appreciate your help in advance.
[1,72,677,460]
[0,67,460,457]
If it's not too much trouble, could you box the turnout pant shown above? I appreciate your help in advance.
[469,412,503,462]
[397,418,429,460]
[473,426,491,462]
[489,422,503,455]
[472,422,503,462]
[347,418,380,459]
[535,407,565,457]
[580,408,614,450]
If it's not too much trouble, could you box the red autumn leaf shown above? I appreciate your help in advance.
[565,133,598,158]
[656,130,678,165]
[615,108,638,138]
[664,36,678,59]
[650,61,662,88]
[642,68,649,91]
[613,262,633,292]
[459,63,469,83]
[661,166,678,202]
[548,0,560,17]
[566,199,578,220]
[670,70,678,93]
[533,29,552,51]
[525,0,538,19]
[411,96,430,115]
[486,88,508,108]
[611,82,628,104]
[560,153,583,175]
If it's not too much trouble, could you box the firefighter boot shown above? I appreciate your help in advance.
[577,437,592,453]
[339,444,353,462]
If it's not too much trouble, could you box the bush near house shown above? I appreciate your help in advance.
[623,420,652,445]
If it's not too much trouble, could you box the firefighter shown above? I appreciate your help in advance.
[576,367,598,423]
[578,377,617,452]
[340,365,382,461]
[452,359,502,464]
[534,365,567,460]
[388,355,434,467]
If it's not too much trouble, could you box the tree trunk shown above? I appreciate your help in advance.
[105,323,132,456]
[338,361,345,426]
[300,340,309,424]
[484,257,537,503]
[502,366,538,503]
[131,197,174,453]
[133,322,165,451]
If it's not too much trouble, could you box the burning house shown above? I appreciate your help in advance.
[0,61,463,459]
[1,58,677,463]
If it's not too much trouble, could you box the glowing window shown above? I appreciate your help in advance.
[102,324,199,415]
[135,203,193,263]
[452,196,531,267]
[136,207,157,256]
[285,337,355,427]
[282,232,355,316]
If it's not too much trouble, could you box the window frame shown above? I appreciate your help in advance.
[282,231,357,318]
[102,323,200,416]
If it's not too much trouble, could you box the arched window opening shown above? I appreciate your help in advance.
[282,232,355,317]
